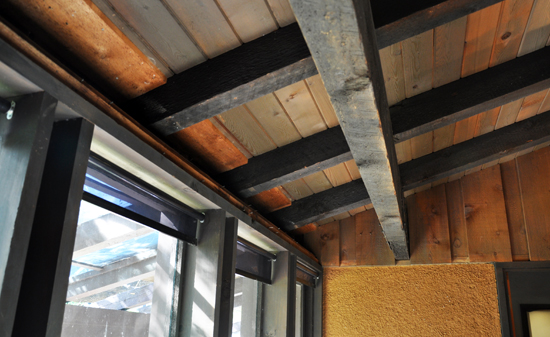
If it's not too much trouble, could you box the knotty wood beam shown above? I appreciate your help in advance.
[272,111,550,231]
[289,0,408,259]
[392,46,550,142]
[219,46,550,198]
[127,0,501,136]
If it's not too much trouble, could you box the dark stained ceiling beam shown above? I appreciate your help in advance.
[392,46,550,142]
[125,0,502,136]
[270,111,550,231]
[289,0,408,259]
[217,46,550,199]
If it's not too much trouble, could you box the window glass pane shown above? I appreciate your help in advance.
[296,283,303,337]
[233,274,260,337]
[61,200,181,336]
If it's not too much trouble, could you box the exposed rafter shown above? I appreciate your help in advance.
[271,111,550,231]
[126,0,502,136]
[218,46,550,198]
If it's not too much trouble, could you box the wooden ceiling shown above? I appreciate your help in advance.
[2,0,549,260]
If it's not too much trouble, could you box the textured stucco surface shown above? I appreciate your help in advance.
[324,264,501,336]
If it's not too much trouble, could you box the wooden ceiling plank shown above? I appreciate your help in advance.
[0,0,167,99]
[517,0,550,56]
[433,17,467,88]
[305,75,340,128]
[288,0,408,259]
[266,0,296,27]
[461,2,502,77]
[128,0,505,135]
[379,43,407,106]
[216,0,278,43]
[489,0,535,67]
[392,46,550,142]
[515,89,549,121]
[402,30,434,98]
[161,0,241,58]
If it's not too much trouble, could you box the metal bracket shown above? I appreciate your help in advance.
[6,101,15,120]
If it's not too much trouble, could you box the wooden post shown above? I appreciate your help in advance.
[262,251,297,337]
[10,117,94,337]
[288,0,408,259]
[0,92,57,336]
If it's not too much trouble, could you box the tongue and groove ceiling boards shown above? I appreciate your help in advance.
[3,0,550,260]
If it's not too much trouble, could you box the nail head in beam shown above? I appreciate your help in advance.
[288,0,408,260]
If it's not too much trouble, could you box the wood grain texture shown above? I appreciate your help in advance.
[275,81,327,138]
[303,229,321,259]
[161,0,241,58]
[102,0,205,73]
[379,43,406,106]
[433,124,456,152]
[217,106,277,156]
[515,89,548,121]
[408,184,452,264]
[317,220,340,266]
[324,163,353,187]
[411,132,433,159]
[216,0,278,42]
[461,165,512,262]
[339,217,357,266]
[246,187,292,213]
[355,209,395,265]
[266,0,296,27]
[517,146,550,260]
[395,140,413,164]
[402,30,434,98]
[490,0,535,67]
[445,179,469,261]
[209,116,253,159]
[433,17,467,87]
[305,75,340,128]
[0,0,166,99]
[500,160,529,260]
[289,0,407,258]
[302,171,333,194]
[462,2,501,77]
[282,179,314,200]
[474,107,501,136]
[495,98,523,129]
[453,115,479,144]
[245,94,301,148]
[517,0,550,56]
[344,160,361,180]
[540,89,550,113]
[392,46,550,142]
[167,119,248,173]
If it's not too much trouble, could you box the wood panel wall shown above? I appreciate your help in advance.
[301,146,550,266]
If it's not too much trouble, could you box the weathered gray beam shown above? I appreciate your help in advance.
[289,0,408,259]
[0,92,57,336]
[262,252,297,337]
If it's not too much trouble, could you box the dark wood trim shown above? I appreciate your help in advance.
[126,0,502,136]
[216,126,351,198]
[374,0,502,49]
[392,46,550,142]
[12,118,94,337]
[268,180,370,232]
[272,111,550,230]
[124,23,314,129]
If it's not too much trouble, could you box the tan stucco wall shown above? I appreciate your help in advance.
[323,264,501,336]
